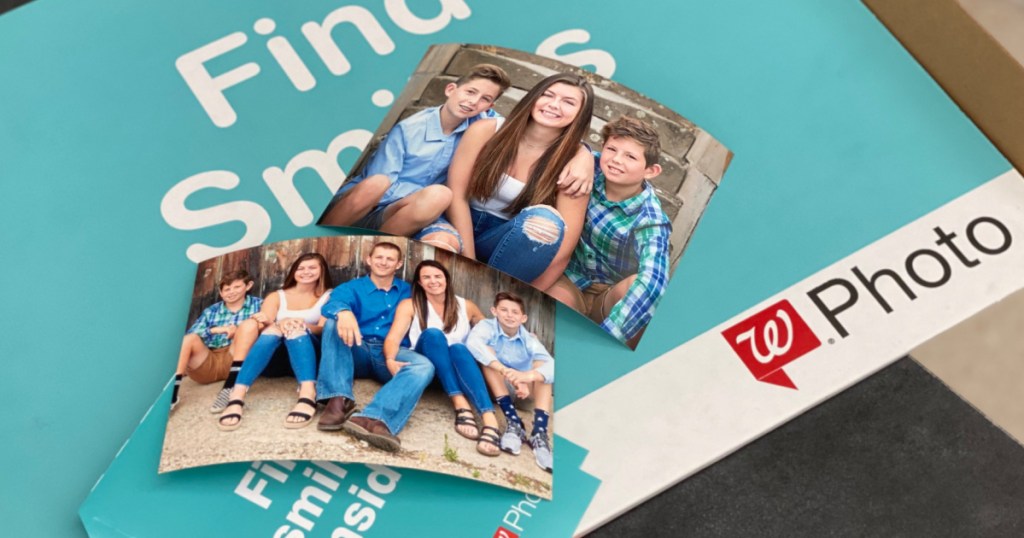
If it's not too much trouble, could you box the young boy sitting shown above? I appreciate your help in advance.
[319,64,511,251]
[172,270,262,412]
[319,64,596,252]
[466,292,554,473]
[547,115,671,348]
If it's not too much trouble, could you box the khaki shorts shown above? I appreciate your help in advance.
[554,275,612,325]
[187,346,233,384]
[579,283,613,325]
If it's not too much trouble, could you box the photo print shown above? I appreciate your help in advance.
[163,234,557,498]
[318,43,732,349]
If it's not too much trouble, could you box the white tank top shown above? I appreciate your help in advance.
[470,117,526,220]
[408,296,471,347]
[276,289,330,324]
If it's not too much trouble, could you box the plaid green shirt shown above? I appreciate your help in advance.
[565,171,672,342]
[186,295,262,349]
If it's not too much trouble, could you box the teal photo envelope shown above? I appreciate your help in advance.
[81,385,599,538]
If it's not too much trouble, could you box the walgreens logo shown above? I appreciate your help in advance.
[723,215,1012,389]
[722,299,821,389]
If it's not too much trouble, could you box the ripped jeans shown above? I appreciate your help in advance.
[471,205,565,283]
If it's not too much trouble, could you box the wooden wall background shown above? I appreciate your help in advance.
[186,235,555,350]
[344,43,733,270]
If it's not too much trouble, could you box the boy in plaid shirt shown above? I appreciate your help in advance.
[172,270,262,411]
[548,116,670,348]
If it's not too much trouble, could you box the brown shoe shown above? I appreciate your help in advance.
[316,397,356,431]
[342,416,401,452]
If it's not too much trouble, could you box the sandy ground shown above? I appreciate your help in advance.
[160,376,553,498]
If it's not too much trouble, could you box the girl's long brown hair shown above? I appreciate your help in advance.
[412,260,458,333]
[282,253,332,297]
[468,73,594,214]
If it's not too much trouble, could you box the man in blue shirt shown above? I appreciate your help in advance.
[316,241,434,452]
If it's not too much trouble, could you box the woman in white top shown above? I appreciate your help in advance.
[443,72,594,289]
[383,260,502,456]
[218,253,332,431]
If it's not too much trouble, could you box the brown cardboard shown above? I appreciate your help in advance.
[863,0,1024,171]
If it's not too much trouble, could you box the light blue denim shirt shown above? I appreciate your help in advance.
[336,106,498,206]
[467,318,554,384]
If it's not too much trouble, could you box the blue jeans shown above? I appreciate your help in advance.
[415,219,464,252]
[236,331,319,386]
[316,319,435,434]
[472,205,565,282]
[414,328,494,414]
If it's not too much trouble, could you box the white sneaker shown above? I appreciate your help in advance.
[530,432,553,473]
[501,421,526,455]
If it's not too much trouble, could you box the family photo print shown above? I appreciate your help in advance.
[318,44,732,349]
[163,234,557,498]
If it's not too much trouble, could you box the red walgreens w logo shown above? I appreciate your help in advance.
[721,299,821,389]
[493,527,519,538]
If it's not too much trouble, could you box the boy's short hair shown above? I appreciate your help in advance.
[601,116,661,166]
[455,63,511,95]
[493,291,526,311]
[370,241,403,258]
[219,270,253,289]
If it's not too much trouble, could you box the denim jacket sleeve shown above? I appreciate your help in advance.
[525,333,555,384]
[466,321,500,367]
[361,123,408,183]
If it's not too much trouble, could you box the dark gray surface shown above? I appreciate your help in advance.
[590,358,1024,537]
[0,0,24,14]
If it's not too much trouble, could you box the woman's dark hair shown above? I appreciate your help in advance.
[412,260,458,333]
[468,72,595,214]
[282,253,332,297]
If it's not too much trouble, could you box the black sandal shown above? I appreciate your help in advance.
[476,426,501,457]
[217,399,245,431]
[454,408,480,440]
[284,397,317,429]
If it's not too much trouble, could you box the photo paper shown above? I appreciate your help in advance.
[318,43,731,349]
[163,234,557,498]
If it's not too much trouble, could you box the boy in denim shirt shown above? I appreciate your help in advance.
[321,64,595,251]
[320,64,511,251]
[467,292,554,472]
